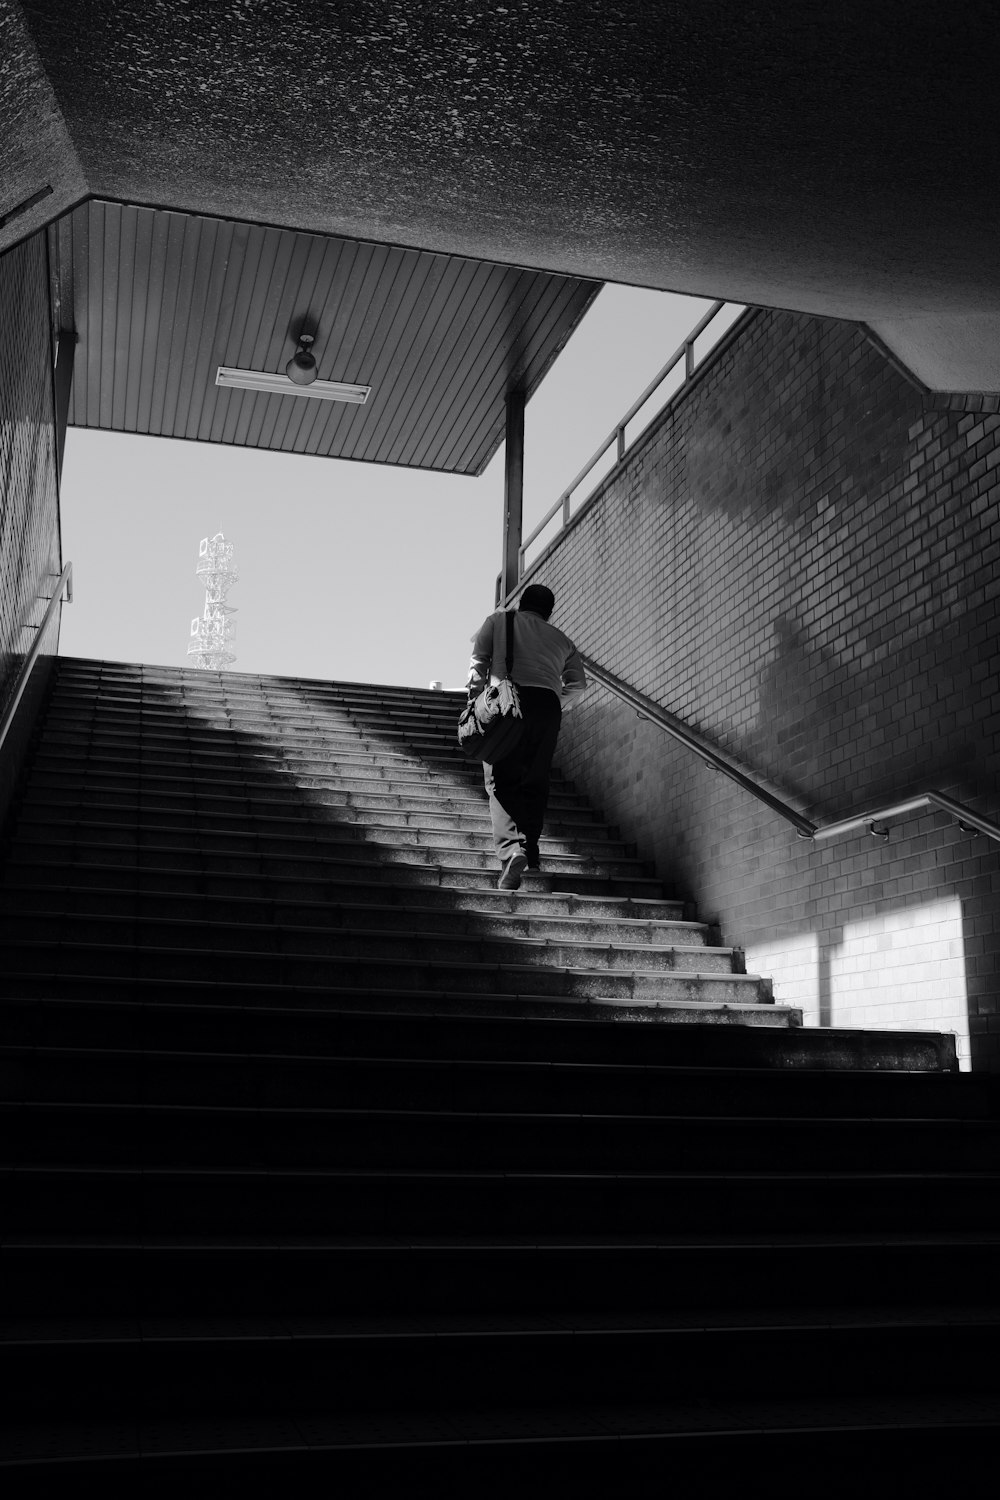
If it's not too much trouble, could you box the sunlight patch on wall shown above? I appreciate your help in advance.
[746,932,819,1028]
[747,897,970,1070]
[827,898,970,1069]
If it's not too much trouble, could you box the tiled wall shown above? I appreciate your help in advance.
[528,309,1000,1069]
[0,229,61,715]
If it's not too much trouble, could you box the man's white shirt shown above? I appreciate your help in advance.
[468,609,587,710]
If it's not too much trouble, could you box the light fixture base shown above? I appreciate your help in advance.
[286,334,318,386]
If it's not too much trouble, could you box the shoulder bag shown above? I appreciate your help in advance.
[457,610,525,763]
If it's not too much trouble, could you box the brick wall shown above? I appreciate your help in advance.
[0,228,61,714]
[528,309,1000,1070]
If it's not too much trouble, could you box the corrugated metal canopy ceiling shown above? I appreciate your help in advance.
[51,200,600,474]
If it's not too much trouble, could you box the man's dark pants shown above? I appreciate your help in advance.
[483,685,562,866]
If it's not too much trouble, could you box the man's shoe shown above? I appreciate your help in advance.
[497,852,528,890]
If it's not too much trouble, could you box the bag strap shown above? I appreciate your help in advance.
[505,609,515,680]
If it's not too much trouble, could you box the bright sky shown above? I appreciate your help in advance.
[58,288,741,690]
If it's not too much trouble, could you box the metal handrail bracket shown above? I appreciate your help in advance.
[0,561,73,756]
[583,653,1000,849]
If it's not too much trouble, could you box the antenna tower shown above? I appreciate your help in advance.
[187,532,238,670]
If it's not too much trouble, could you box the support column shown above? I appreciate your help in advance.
[500,388,525,603]
[53,330,77,483]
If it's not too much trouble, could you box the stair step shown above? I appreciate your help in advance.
[3,842,667,898]
[20,789,611,840]
[5,1232,998,1317]
[14,802,632,859]
[1,991,961,1066]
[8,825,652,880]
[40,726,467,759]
[4,1308,1000,1425]
[23,765,597,818]
[1,1398,998,1495]
[6,1101,998,1171]
[0,910,733,974]
[53,665,467,703]
[0,862,686,919]
[1,936,770,1001]
[25,768,593,816]
[2,1039,980,1112]
[0,885,704,945]
[37,735,490,780]
[4,1164,999,1235]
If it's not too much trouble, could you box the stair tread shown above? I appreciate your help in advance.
[6,1163,997,1181]
[1,979,787,1024]
[1,1040,982,1111]
[0,910,726,962]
[0,885,698,931]
[0,1038,977,1082]
[7,1099,995,1130]
[4,861,662,896]
[9,827,651,878]
[1,858,680,900]
[0,948,770,999]
[20,795,604,834]
[9,1227,1000,1249]
[0,931,758,966]
[1,1390,998,1470]
[5,1302,1000,1345]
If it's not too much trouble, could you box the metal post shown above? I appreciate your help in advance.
[53,331,77,482]
[685,338,695,378]
[500,388,525,602]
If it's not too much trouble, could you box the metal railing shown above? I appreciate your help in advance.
[518,299,737,577]
[0,562,73,756]
[584,653,1000,848]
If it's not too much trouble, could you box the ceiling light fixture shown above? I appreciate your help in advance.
[215,367,371,404]
[286,332,318,385]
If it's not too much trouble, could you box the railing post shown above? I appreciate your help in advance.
[500,389,525,601]
[53,331,77,483]
[515,303,743,575]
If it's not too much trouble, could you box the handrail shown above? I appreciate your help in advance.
[583,653,1000,848]
[0,562,73,756]
[582,655,817,838]
[519,299,730,573]
[812,791,1000,846]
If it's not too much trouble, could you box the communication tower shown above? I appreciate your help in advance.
[187,532,238,670]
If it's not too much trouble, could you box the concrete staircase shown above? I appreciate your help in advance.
[0,657,997,1491]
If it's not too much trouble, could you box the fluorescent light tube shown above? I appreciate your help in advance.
[215,367,371,404]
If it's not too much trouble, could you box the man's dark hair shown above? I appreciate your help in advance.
[519,584,555,620]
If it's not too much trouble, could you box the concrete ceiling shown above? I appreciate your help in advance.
[4,0,1000,389]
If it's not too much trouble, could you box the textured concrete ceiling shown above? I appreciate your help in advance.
[5,0,1000,388]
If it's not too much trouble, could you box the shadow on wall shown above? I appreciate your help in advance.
[744,613,981,815]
